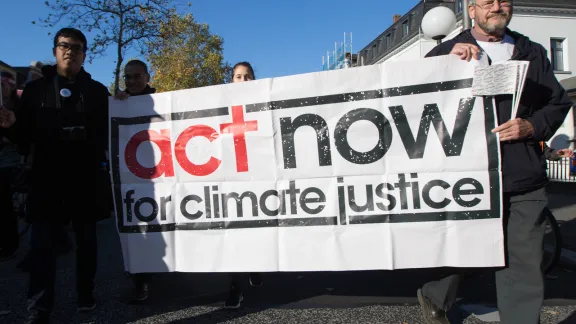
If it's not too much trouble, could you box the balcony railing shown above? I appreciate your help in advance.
[547,158,576,183]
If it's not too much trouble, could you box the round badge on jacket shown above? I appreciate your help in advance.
[60,88,72,98]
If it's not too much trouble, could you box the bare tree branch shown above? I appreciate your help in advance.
[37,0,175,94]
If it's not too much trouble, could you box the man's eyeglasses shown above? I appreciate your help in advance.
[475,0,512,10]
[123,73,147,80]
[56,42,85,53]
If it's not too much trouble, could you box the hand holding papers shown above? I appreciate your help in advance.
[471,60,530,120]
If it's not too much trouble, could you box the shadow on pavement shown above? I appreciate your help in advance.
[3,207,576,323]
[547,182,576,210]
[559,310,576,324]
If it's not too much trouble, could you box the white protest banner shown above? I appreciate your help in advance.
[109,55,504,273]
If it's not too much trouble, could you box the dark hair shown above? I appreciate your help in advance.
[232,62,256,80]
[125,60,149,74]
[53,27,88,52]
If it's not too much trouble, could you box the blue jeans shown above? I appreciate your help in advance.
[27,221,97,314]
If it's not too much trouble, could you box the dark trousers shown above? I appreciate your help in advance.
[132,273,149,287]
[0,167,19,254]
[422,187,547,324]
[27,221,98,314]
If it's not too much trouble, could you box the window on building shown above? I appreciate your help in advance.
[402,20,409,37]
[551,38,566,71]
[378,38,385,51]
[458,0,463,13]
[386,34,392,47]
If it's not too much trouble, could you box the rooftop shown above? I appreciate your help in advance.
[0,60,34,87]
[357,0,576,66]
[515,0,576,9]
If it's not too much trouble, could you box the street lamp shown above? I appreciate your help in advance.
[421,6,457,44]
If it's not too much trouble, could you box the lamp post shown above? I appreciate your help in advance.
[421,6,457,45]
[463,0,472,29]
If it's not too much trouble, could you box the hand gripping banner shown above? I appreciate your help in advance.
[109,55,504,273]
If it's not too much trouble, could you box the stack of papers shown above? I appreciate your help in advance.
[471,60,529,120]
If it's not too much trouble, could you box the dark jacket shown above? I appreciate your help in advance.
[540,142,564,162]
[543,146,561,162]
[10,65,111,223]
[426,29,573,193]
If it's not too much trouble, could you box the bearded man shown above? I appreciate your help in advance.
[415,1,572,323]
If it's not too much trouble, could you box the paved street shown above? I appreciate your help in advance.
[1,183,576,323]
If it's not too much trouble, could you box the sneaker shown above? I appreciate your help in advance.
[25,311,50,324]
[0,250,16,262]
[417,289,449,324]
[129,282,149,303]
[77,295,96,312]
[249,273,263,287]
[224,288,243,309]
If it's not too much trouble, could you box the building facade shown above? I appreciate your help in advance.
[357,0,576,149]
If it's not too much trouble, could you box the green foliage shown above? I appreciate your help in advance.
[37,0,176,94]
[147,13,232,92]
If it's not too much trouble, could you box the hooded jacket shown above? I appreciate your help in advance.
[10,65,111,223]
[426,29,573,193]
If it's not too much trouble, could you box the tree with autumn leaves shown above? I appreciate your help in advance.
[36,0,231,93]
[147,13,232,92]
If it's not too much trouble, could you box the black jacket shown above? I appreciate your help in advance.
[426,29,573,193]
[10,65,111,223]
[543,146,561,162]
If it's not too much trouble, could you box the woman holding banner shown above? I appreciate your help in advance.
[224,62,263,309]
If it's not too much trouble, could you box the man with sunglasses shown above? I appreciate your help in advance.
[0,27,110,324]
[415,1,572,323]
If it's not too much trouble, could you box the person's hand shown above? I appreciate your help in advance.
[491,118,534,142]
[450,43,481,62]
[114,91,130,100]
[557,148,574,158]
[0,107,16,128]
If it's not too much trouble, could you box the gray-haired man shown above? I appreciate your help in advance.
[416,1,572,323]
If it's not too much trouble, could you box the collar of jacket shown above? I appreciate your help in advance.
[41,65,92,86]
[456,28,536,60]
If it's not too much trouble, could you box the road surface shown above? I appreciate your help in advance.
[1,183,576,323]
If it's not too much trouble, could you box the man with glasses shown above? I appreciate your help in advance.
[416,1,572,323]
[0,27,110,324]
[113,59,156,303]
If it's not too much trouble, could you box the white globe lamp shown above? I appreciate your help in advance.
[421,6,457,44]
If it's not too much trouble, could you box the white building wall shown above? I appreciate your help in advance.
[510,12,576,81]
[377,10,576,148]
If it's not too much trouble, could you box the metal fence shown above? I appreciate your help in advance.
[547,157,576,183]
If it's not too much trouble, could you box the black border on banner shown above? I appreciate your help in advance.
[110,78,501,233]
